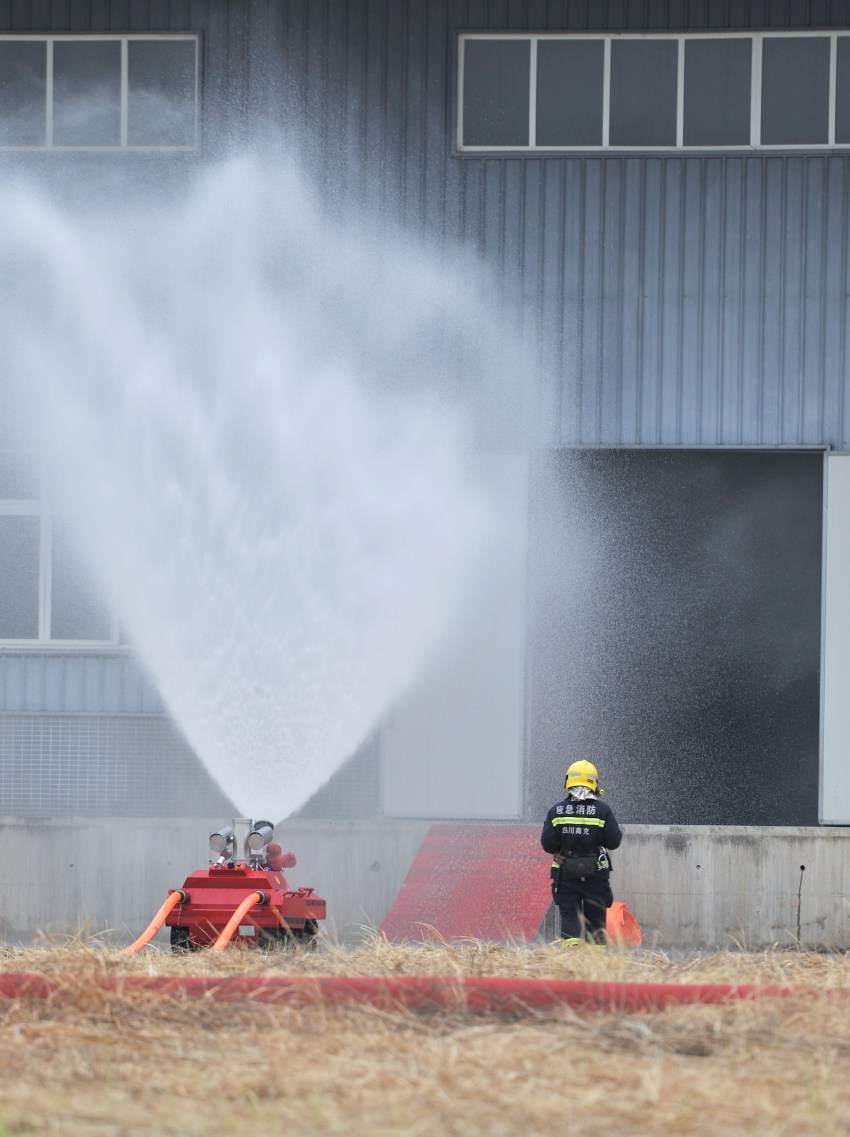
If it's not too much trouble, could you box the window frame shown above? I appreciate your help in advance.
[456,30,848,153]
[0,466,119,647]
[0,33,199,153]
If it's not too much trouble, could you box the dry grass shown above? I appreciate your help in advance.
[0,937,848,1136]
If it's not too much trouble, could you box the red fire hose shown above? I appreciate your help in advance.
[0,973,843,1012]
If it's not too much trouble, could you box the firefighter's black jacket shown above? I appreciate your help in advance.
[540,794,622,890]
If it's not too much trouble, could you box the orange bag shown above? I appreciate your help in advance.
[606,901,642,947]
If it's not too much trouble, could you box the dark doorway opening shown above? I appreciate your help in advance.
[526,450,823,826]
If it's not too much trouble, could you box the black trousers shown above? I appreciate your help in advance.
[556,882,612,942]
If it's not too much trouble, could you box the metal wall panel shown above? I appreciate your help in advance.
[2,1,850,447]
[0,713,233,815]
[0,654,163,714]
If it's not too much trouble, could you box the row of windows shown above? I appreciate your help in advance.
[0,457,115,644]
[459,32,850,151]
[0,35,198,150]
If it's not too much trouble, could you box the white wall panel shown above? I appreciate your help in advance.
[820,453,850,822]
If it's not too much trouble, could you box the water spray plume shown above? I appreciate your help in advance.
[0,151,509,819]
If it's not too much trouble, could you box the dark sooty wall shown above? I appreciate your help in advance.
[526,450,823,826]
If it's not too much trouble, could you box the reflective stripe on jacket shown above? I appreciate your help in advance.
[540,795,622,867]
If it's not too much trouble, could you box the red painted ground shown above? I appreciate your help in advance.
[379,823,553,943]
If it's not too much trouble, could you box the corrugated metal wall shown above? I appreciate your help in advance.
[4,0,850,448]
[0,714,233,816]
[0,653,162,714]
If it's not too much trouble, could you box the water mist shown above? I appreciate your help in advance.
[0,151,515,820]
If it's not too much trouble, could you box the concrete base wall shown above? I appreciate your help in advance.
[616,825,850,949]
[1,819,849,949]
[0,817,432,947]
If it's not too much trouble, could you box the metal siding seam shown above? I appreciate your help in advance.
[781,157,799,445]
[515,153,527,434]
[24,655,42,713]
[761,157,783,445]
[782,156,801,445]
[642,158,661,443]
[524,158,539,445]
[561,159,584,444]
[674,157,686,444]
[677,155,695,443]
[700,157,718,445]
[322,0,334,160]
[715,156,730,446]
[540,158,558,442]
[539,158,556,442]
[651,157,664,442]
[634,156,647,444]
[822,157,843,446]
[806,157,827,442]
[818,158,831,441]
[748,156,765,445]
[84,656,102,713]
[7,659,22,712]
[420,0,431,228]
[611,156,626,444]
[577,158,589,445]
[556,156,566,437]
[736,155,750,443]
[593,156,605,443]
[88,0,109,31]
[387,0,407,212]
[102,656,120,712]
[44,656,61,713]
[658,159,670,443]
[817,155,829,443]
[120,655,136,712]
[580,158,599,443]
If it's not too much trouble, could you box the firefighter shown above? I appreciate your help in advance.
[540,760,622,946]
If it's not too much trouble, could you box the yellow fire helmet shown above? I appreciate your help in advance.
[565,759,600,793]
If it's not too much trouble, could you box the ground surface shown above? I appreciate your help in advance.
[0,939,848,1136]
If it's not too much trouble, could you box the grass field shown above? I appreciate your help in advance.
[0,938,848,1137]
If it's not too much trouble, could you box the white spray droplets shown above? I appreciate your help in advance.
[0,152,505,819]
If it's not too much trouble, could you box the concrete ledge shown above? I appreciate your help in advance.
[616,825,850,949]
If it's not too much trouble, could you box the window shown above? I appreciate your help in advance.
[463,38,530,147]
[536,39,603,146]
[0,456,117,645]
[609,39,678,146]
[0,35,198,151]
[683,38,751,146]
[761,36,829,145]
[0,516,40,639]
[50,520,113,641]
[0,41,46,145]
[458,32,850,151]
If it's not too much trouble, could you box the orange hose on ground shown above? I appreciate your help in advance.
[122,890,188,954]
[210,892,265,951]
